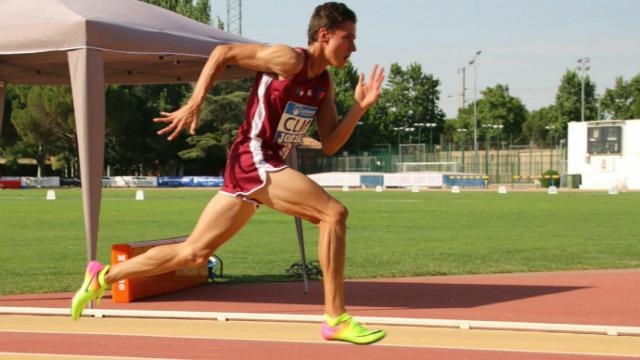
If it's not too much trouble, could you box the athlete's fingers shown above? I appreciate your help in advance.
[153,111,174,123]
[153,116,172,123]
[157,120,178,135]
[375,67,385,88]
[369,64,378,85]
[189,117,197,135]
[167,121,184,141]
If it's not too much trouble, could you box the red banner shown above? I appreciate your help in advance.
[0,178,21,189]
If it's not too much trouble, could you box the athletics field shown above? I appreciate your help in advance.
[1,188,639,295]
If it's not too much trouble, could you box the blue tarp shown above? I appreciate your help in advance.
[443,175,487,188]
[157,176,224,187]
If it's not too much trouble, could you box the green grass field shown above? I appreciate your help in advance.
[1,188,639,295]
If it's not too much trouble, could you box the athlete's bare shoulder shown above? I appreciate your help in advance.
[221,43,304,79]
[256,44,305,79]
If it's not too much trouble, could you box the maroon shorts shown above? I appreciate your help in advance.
[220,139,288,200]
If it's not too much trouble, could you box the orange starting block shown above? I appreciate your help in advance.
[110,236,209,303]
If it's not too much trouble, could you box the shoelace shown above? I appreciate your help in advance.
[342,316,370,335]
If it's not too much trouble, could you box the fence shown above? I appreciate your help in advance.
[297,143,568,184]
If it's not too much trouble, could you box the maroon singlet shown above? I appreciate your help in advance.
[220,49,330,200]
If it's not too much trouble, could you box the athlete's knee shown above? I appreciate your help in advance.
[177,244,210,268]
[323,201,349,226]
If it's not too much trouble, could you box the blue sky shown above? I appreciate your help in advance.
[211,0,640,118]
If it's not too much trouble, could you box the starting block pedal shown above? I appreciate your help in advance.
[111,236,209,303]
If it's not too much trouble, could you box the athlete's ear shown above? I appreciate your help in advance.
[317,27,330,43]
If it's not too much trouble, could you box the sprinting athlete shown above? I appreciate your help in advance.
[72,2,386,345]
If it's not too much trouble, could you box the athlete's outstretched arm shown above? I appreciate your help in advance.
[316,64,385,155]
[153,44,304,140]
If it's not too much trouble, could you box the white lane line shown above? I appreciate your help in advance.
[2,306,639,336]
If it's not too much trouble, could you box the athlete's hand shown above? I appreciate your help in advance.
[153,102,200,141]
[354,64,385,110]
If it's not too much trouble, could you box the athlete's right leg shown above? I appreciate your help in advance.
[104,193,256,283]
[72,193,255,320]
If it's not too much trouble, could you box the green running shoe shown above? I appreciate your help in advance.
[70,260,109,320]
[322,313,386,345]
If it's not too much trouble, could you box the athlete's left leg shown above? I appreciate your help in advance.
[251,167,386,344]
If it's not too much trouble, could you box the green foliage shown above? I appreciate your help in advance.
[9,86,75,176]
[523,105,561,147]
[541,169,560,188]
[480,84,527,142]
[142,0,211,24]
[600,74,640,120]
[328,61,359,116]
[455,84,527,144]
[555,69,597,132]
[1,85,19,150]
[178,91,249,171]
[381,62,445,145]
[327,61,364,153]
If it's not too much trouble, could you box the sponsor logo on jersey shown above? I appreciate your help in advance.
[275,101,317,145]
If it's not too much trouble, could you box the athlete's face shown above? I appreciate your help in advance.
[323,21,357,68]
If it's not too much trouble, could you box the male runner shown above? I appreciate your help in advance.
[71,2,386,345]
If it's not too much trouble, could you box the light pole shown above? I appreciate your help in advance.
[393,127,414,162]
[577,57,590,122]
[426,122,437,155]
[469,50,482,171]
[493,124,504,182]
[414,123,426,144]
[457,67,466,109]
[457,128,468,172]
[545,125,556,169]
[481,124,492,175]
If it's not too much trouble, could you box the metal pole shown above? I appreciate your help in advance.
[496,132,500,183]
[578,57,590,122]
[294,217,309,294]
[469,50,481,172]
[473,62,478,171]
[581,74,585,122]
[458,67,466,109]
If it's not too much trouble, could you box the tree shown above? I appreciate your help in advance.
[102,0,213,175]
[9,86,72,176]
[600,74,640,120]
[478,84,528,143]
[554,69,597,132]
[326,61,364,153]
[522,105,561,147]
[0,85,19,150]
[381,63,445,145]
[177,91,249,174]
[142,0,210,23]
[455,84,528,145]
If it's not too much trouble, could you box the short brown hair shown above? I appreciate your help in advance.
[307,2,357,45]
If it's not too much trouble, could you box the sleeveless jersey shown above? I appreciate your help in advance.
[220,48,331,198]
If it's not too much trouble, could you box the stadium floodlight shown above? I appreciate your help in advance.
[468,50,482,171]
[577,57,591,122]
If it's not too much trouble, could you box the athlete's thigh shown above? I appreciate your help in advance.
[251,168,341,224]
[185,192,257,251]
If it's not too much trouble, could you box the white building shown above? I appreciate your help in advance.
[568,119,640,190]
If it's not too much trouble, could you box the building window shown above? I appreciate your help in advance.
[587,126,622,155]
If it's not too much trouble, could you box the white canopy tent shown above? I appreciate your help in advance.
[0,0,256,261]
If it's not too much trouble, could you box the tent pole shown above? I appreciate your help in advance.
[0,81,6,138]
[68,49,105,262]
